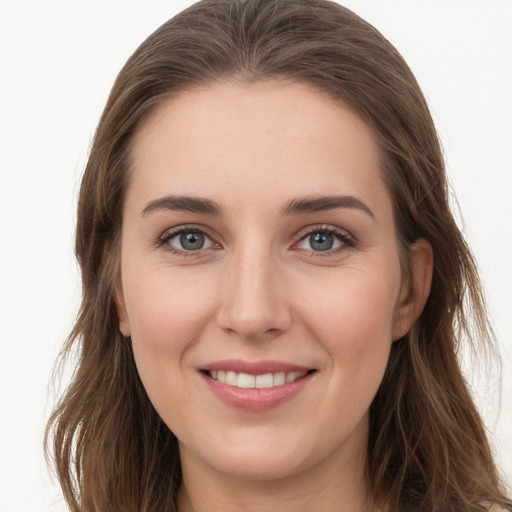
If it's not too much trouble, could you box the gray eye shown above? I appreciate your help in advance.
[309,233,334,251]
[180,232,205,250]
[167,231,214,251]
[297,231,346,252]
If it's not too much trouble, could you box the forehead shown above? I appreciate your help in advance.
[128,80,391,217]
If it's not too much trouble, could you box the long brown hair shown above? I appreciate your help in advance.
[45,1,509,510]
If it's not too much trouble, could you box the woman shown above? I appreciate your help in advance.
[45,0,510,510]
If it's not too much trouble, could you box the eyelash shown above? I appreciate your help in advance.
[293,224,355,256]
[157,225,219,257]
[156,224,355,257]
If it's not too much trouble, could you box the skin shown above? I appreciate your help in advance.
[116,81,433,512]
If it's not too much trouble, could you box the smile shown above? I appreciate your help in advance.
[200,360,316,411]
[207,370,308,389]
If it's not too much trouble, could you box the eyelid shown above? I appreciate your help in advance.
[157,224,221,255]
[292,224,355,253]
[155,223,355,257]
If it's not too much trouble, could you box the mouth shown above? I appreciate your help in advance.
[199,360,317,410]
[203,369,314,389]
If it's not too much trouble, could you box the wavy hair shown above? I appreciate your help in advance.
[45,0,509,510]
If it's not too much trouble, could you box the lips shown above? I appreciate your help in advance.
[200,359,316,410]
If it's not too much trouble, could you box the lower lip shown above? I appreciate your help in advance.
[201,371,315,411]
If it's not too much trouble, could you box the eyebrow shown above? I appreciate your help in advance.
[281,195,375,219]
[140,194,375,219]
[141,195,223,217]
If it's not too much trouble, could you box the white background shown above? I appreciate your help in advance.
[0,1,511,510]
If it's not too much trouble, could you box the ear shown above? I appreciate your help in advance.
[114,281,131,337]
[392,238,433,341]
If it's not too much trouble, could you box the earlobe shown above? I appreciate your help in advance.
[392,238,433,341]
[114,282,131,337]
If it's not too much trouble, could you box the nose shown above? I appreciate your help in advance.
[216,247,292,341]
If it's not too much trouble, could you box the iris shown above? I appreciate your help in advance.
[180,232,205,250]
[309,232,334,251]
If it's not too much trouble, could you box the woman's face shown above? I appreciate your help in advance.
[116,81,429,484]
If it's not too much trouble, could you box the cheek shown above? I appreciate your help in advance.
[317,274,398,435]
[123,269,219,428]
[124,267,216,351]
[121,267,217,411]
[299,266,400,375]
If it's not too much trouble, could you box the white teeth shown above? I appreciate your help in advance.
[226,371,237,386]
[237,373,255,388]
[209,370,308,388]
[255,373,274,388]
[286,372,300,383]
[273,372,286,386]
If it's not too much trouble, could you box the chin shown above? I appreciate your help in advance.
[207,450,309,482]
[178,425,339,483]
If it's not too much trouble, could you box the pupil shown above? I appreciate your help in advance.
[310,233,333,251]
[180,232,204,250]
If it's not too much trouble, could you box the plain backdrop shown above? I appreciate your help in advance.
[0,1,511,510]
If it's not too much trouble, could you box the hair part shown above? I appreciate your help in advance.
[46,1,509,510]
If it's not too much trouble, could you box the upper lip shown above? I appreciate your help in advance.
[201,359,313,375]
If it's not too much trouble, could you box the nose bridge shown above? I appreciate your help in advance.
[218,238,289,339]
